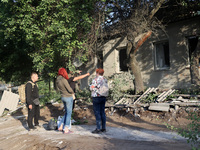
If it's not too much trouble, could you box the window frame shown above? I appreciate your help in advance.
[117,47,129,72]
[153,40,170,71]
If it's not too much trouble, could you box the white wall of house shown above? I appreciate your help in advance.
[139,17,200,89]
[103,37,128,76]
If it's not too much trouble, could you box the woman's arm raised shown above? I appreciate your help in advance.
[73,73,90,81]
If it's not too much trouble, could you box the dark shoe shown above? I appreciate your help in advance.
[101,129,106,132]
[92,129,101,134]
[29,127,37,131]
[35,124,41,128]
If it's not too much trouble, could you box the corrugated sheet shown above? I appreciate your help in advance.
[0,90,19,116]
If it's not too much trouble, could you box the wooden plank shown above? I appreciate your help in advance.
[114,104,126,108]
[115,98,126,105]
[157,89,172,102]
[124,98,131,105]
[125,95,140,98]
[149,87,157,93]
[128,103,149,107]
[134,88,157,104]
[114,98,132,105]
[168,89,176,96]
[171,98,200,103]
[170,102,200,106]
[149,103,170,112]
[134,87,152,104]
[157,89,175,102]
[157,91,166,98]
[173,94,200,98]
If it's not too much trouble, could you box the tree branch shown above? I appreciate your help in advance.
[133,31,152,54]
[149,0,166,20]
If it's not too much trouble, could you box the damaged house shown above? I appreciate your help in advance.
[80,11,200,92]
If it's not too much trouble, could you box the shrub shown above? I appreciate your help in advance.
[177,110,200,150]
[81,72,135,103]
[140,92,158,103]
[166,108,200,150]
[108,72,135,103]
[38,80,60,105]
[76,88,92,103]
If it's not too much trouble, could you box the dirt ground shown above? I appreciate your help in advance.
[0,101,195,150]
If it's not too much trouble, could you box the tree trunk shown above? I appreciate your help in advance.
[49,78,51,94]
[190,39,200,85]
[127,42,144,94]
[129,53,144,93]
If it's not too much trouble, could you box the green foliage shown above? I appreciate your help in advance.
[108,72,135,103]
[76,88,92,103]
[71,118,88,125]
[165,90,179,100]
[178,87,200,95]
[76,72,134,103]
[71,112,88,125]
[166,109,200,150]
[176,87,200,100]
[109,77,124,102]
[177,111,200,150]
[72,120,81,125]
[0,22,34,83]
[72,119,88,125]
[38,80,60,105]
[0,0,103,82]
[140,92,158,104]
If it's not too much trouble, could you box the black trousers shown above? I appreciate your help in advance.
[27,104,40,129]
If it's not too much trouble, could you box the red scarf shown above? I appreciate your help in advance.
[58,68,69,80]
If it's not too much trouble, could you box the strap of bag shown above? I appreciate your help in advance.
[26,81,36,91]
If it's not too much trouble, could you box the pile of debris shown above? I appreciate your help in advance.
[0,87,199,117]
[106,87,200,114]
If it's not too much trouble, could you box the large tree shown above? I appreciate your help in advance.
[0,1,34,83]
[0,0,103,83]
[93,0,166,93]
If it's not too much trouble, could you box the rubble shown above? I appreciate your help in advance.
[107,88,200,115]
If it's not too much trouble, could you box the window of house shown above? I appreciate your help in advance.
[119,49,128,71]
[154,41,170,70]
[188,36,199,66]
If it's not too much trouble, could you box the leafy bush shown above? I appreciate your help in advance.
[166,108,200,150]
[177,110,200,150]
[38,80,61,105]
[76,88,92,103]
[174,87,200,100]
[140,92,158,103]
[80,72,134,103]
[108,72,135,103]
[178,86,200,95]
[39,92,61,105]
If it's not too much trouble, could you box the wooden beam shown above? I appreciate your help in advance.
[134,87,153,104]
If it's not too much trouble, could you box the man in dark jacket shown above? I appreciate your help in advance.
[25,72,40,131]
